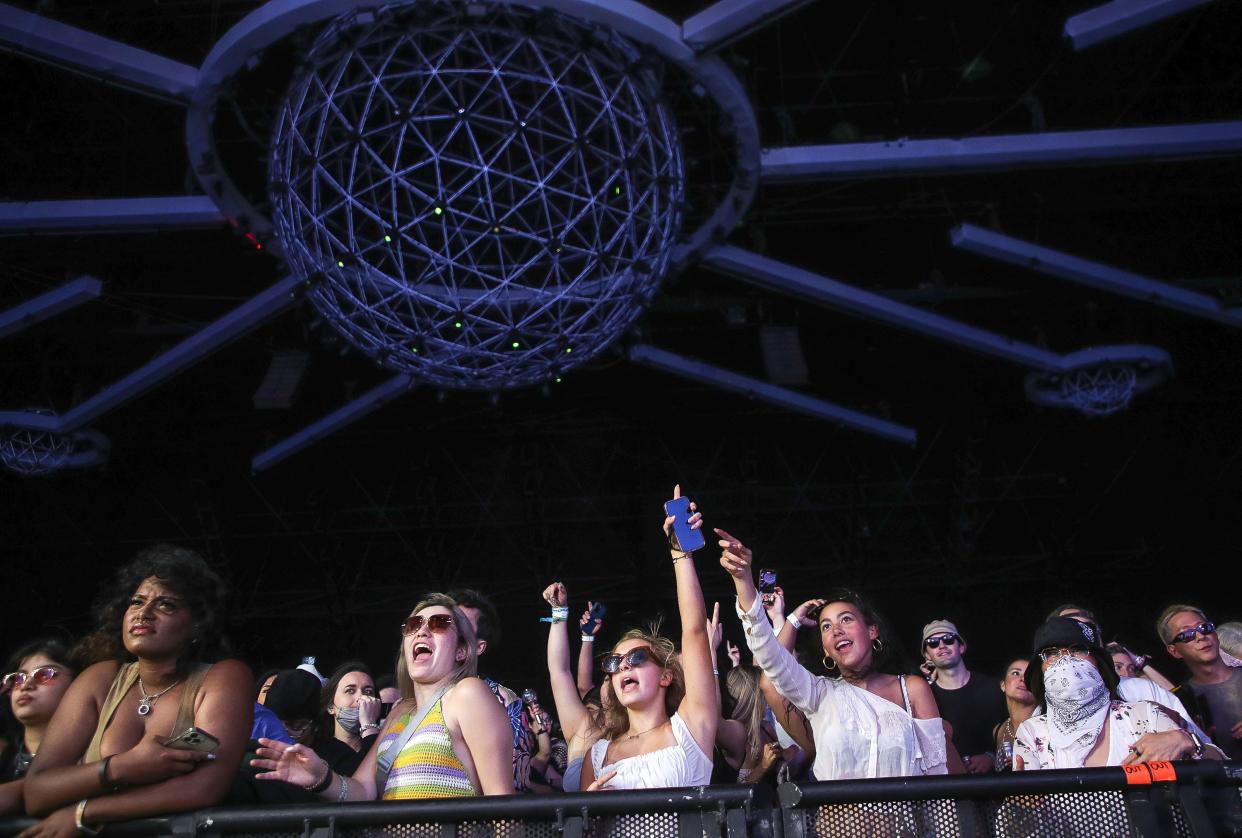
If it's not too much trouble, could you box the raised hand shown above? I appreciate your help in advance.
[716,528,753,580]
[251,739,325,788]
[707,602,723,653]
[663,484,703,554]
[726,641,741,667]
[791,598,826,628]
[763,585,786,624]
[358,694,382,729]
[580,601,603,636]
[542,582,567,608]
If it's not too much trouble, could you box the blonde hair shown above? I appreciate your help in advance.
[394,593,479,703]
[1155,604,1208,645]
[726,665,765,766]
[599,626,684,741]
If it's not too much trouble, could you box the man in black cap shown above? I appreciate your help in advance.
[262,668,321,746]
[921,618,1005,774]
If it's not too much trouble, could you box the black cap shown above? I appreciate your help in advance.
[264,668,321,722]
[1024,616,1118,696]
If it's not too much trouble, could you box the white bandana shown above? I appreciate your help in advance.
[1043,656,1110,767]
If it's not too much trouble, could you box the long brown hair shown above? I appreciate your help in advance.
[726,665,765,766]
[393,594,478,704]
[598,626,684,741]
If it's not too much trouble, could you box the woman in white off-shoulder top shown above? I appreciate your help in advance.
[718,531,949,780]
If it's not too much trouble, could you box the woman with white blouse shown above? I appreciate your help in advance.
[718,530,948,779]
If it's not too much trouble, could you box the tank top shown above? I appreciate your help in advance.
[376,698,477,799]
[84,661,211,762]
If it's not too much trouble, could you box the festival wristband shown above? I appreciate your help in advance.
[540,606,570,623]
[581,634,595,642]
[786,614,802,630]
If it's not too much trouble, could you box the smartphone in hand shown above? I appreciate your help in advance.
[664,496,706,553]
[588,601,607,624]
[165,727,220,753]
[757,568,778,605]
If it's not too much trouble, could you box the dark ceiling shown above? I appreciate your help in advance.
[2,0,1241,685]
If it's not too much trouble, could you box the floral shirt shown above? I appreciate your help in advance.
[1013,700,1181,770]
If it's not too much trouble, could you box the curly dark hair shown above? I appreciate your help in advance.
[814,587,911,676]
[74,544,231,674]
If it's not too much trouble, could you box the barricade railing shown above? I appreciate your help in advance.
[2,761,1238,837]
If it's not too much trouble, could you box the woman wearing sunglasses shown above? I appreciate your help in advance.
[0,641,77,815]
[580,486,718,791]
[252,594,513,799]
[1013,617,1224,769]
[21,545,253,836]
[719,534,949,780]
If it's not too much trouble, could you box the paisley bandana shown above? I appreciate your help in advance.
[1043,656,1110,766]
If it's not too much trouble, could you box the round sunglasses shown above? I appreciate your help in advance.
[2,666,61,694]
[400,614,454,636]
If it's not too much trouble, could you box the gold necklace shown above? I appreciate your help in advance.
[623,720,669,741]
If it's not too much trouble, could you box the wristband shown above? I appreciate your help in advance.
[712,668,719,676]
[336,772,350,803]
[581,634,595,642]
[540,606,570,623]
[75,800,99,836]
[306,760,334,794]
[97,754,123,793]
[786,614,802,630]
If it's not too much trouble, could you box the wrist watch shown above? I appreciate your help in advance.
[1186,730,1205,759]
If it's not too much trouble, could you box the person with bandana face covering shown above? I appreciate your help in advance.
[1013,617,1224,769]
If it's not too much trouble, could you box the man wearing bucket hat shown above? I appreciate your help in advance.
[921,619,1006,774]
[1013,617,1223,769]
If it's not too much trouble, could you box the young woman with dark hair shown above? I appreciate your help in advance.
[313,662,380,776]
[0,640,77,815]
[21,544,253,835]
[579,485,718,791]
[719,535,949,780]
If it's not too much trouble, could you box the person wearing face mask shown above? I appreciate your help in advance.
[312,663,381,776]
[1013,617,1224,770]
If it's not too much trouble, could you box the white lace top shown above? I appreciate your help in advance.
[736,596,948,780]
[589,712,714,789]
[1013,699,1181,769]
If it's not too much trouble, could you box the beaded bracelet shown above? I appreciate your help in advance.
[336,773,350,803]
[306,760,334,794]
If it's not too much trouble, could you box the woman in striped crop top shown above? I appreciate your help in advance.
[252,594,513,800]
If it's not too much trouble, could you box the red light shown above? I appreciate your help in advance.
[244,232,263,251]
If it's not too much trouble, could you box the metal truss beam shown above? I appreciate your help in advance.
[0,2,197,101]
[761,120,1242,181]
[0,197,224,233]
[681,0,814,52]
[1065,0,1215,50]
[702,245,1066,370]
[0,276,101,339]
[628,344,917,446]
[251,373,415,473]
[951,223,1242,327]
[0,277,301,434]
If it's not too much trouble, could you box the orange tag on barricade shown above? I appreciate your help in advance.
[1147,761,1176,782]
[1123,763,1153,784]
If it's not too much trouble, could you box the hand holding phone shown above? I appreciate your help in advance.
[663,487,705,554]
[165,727,221,754]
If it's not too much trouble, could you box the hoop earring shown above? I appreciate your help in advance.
[872,638,884,653]
[822,655,837,672]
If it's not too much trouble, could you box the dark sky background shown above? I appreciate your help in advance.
[2,0,1241,698]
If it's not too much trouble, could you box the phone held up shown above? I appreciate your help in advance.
[758,568,778,605]
[588,601,607,625]
[663,495,706,554]
[165,727,221,753]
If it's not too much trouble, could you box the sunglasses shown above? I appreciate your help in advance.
[1,666,60,694]
[1037,645,1092,663]
[924,634,960,649]
[1171,621,1215,645]
[400,614,454,636]
[600,647,654,674]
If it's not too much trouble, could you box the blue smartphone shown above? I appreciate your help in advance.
[664,496,706,553]
[588,601,607,623]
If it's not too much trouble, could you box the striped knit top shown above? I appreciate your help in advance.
[377,698,477,800]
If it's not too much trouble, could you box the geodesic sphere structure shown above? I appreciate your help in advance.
[0,426,75,476]
[270,3,685,389]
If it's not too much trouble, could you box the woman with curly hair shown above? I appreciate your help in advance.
[21,545,252,835]
[251,593,513,800]
[719,532,949,780]
[580,486,717,791]
[0,640,77,815]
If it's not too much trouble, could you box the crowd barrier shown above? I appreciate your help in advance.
[2,761,1238,837]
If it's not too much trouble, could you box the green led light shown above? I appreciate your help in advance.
[614,185,621,195]
[565,346,572,354]
[454,321,462,329]
[511,341,520,349]
[337,260,345,267]
[555,377,562,383]
[383,235,392,243]
[433,206,443,215]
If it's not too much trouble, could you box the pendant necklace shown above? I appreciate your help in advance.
[623,720,668,741]
[137,676,180,716]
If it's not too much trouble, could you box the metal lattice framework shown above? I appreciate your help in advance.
[0,426,75,475]
[271,4,684,389]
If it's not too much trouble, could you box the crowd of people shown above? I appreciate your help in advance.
[2,485,1239,834]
